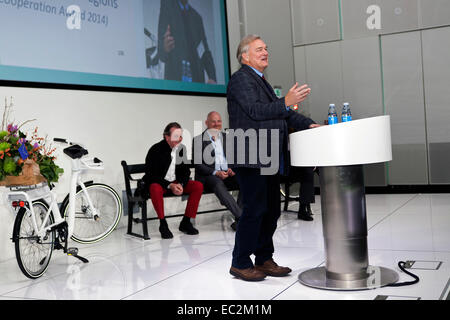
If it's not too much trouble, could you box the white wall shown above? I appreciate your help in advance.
[0,0,242,263]
[0,87,228,261]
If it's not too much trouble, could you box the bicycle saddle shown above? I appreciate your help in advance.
[63,144,88,159]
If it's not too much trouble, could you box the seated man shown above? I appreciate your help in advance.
[144,122,204,239]
[288,166,315,221]
[193,111,242,231]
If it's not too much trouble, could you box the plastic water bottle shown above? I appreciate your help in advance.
[186,62,192,82]
[182,60,187,82]
[341,102,352,122]
[328,104,338,125]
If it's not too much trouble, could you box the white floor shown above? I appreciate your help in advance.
[0,193,449,300]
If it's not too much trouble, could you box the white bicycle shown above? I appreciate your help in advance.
[7,139,122,279]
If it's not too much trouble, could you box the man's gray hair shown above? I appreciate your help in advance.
[236,34,261,65]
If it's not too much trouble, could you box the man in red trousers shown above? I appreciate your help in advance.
[144,122,204,239]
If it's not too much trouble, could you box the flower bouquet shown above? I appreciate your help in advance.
[0,98,64,187]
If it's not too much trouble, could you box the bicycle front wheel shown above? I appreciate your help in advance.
[13,201,55,279]
[64,183,122,244]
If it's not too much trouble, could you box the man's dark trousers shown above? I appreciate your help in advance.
[232,168,281,269]
[200,175,242,219]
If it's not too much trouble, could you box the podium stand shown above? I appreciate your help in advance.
[289,115,399,290]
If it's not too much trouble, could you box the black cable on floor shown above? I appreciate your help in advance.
[386,261,420,287]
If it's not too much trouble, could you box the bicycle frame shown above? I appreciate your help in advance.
[7,155,105,240]
[66,156,104,237]
[8,184,59,240]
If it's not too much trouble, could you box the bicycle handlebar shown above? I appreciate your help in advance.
[54,138,83,146]
[54,138,85,148]
[54,138,103,167]
[53,138,69,144]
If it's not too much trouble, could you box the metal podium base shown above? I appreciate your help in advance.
[298,266,399,291]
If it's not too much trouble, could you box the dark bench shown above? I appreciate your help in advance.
[121,160,239,240]
[281,167,320,211]
[280,174,300,211]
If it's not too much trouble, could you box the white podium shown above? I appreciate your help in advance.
[290,115,399,290]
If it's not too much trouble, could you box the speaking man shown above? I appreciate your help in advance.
[227,35,320,281]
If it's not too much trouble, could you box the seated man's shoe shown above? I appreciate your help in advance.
[159,219,173,239]
[298,204,314,221]
[229,266,266,282]
[159,226,173,239]
[179,218,199,235]
[297,212,313,221]
[306,203,314,215]
[255,259,292,277]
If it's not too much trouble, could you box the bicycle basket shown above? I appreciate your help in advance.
[8,183,51,202]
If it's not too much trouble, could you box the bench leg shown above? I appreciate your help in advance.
[126,201,151,240]
[141,202,151,240]
[127,203,134,235]
[284,182,290,211]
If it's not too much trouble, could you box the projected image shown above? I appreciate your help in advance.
[0,0,229,95]
[0,1,144,77]
[143,0,224,85]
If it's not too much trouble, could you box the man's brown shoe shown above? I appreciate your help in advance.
[229,266,267,282]
[255,259,292,277]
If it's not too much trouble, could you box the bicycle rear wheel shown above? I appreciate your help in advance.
[64,183,122,244]
[13,201,55,279]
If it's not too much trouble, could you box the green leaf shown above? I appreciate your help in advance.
[9,136,18,146]
[3,157,16,174]
[0,142,11,151]
[0,131,8,140]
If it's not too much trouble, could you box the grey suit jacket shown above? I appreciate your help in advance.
[226,64,315,173]
[192,130,229,181]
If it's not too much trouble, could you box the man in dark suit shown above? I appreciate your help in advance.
[193,111,242,231]
[143,122,204,239]
[288,166,316,221]
[227,35,320,281]
[157,0,216,83]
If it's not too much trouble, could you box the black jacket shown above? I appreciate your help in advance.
[143,139,191,189]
